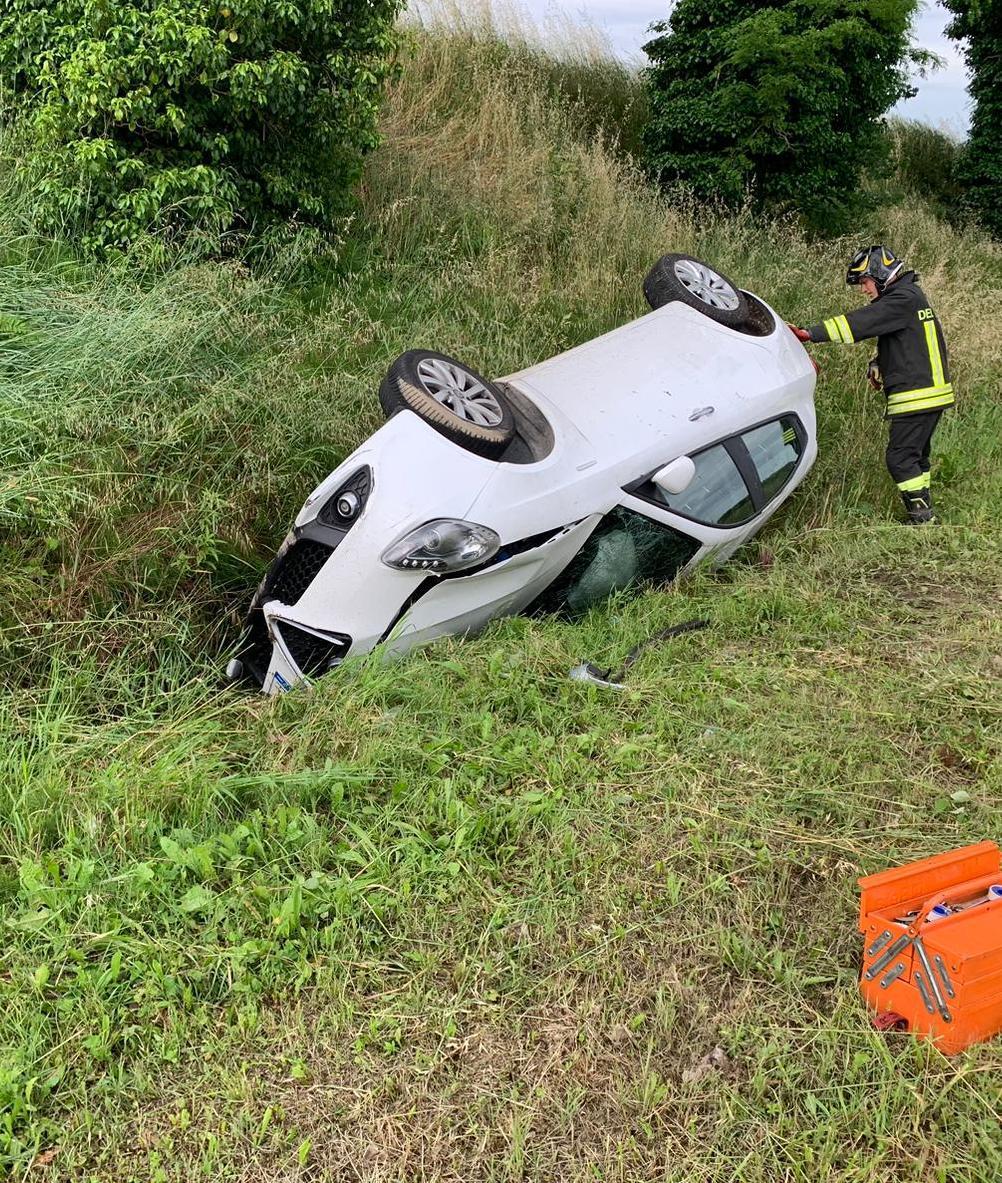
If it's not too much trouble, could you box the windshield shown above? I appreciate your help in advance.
[531,506,701,616]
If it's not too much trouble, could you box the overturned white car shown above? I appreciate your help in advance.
[230,255,818,694]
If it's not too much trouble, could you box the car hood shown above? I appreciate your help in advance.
[295,411,499,537]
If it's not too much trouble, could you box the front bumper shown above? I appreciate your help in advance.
[232,608,353,692]
[231,514,599,694]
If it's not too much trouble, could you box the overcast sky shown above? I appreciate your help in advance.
[518,0,971,134]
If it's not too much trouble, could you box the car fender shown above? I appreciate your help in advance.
[382,515,602,655]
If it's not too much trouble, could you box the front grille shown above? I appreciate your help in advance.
[276,623,351,678]
[236,610,273,689]
[265,540,335,606]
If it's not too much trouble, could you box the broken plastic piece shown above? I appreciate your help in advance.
[568,663,625,690]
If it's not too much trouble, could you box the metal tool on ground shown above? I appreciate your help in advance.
[859,841,1002,1055]
[569,619,711,688]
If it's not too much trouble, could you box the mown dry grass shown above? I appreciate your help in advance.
[7,526,1000,1181]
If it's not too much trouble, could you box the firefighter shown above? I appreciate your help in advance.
[790,245,954,524]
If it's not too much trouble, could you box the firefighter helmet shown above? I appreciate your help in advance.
[846,245,904,292]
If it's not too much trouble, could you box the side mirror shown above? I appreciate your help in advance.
[652,455,696,496]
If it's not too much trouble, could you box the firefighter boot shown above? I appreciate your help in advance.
[901,488,934,525]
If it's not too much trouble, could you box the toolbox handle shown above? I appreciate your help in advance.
[908,873,1002,935]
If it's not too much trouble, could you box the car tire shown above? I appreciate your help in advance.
[379,350,516,459]
[643,253,749,328]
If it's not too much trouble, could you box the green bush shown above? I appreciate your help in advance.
[642,0,924,232]
[0,0,403,251]
[944,0,1002,239]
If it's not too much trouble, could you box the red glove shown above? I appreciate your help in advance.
[867,359,883,392]
[787,324,812,343]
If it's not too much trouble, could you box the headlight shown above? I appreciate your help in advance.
[381,519,500,573]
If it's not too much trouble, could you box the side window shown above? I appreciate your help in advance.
[628,415,805,524]
[532,507,700,617]
[635,443,755,526]
[742,417,802,502]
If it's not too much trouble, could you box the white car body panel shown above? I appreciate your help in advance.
[239,292,818,694]
[382,517,601,657]
[289,421,493,631]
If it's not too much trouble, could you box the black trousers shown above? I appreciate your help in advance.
[885,410,942,486]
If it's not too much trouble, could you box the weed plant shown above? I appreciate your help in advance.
[0,4,1000,1179]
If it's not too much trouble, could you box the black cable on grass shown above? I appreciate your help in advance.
[618,618,711,677]
[573,618,711,687]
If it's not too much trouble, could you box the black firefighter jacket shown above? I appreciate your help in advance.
[807,272,954,417]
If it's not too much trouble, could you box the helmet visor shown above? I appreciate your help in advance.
[846,247,873,286]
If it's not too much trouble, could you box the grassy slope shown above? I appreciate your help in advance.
[1,11,1001,1181]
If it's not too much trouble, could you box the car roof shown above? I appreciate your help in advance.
[502,301,790,456]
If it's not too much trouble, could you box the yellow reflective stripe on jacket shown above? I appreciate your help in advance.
[886,382,955,414]
[924,319,945,387]
[886,382,953,405]
[823,316,853,344]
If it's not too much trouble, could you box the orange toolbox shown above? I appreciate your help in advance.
[859,841,1002,1055]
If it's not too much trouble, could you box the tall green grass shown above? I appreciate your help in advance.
[0,6,1000,1178]
[882,117,966,213]
[405,0,649,155]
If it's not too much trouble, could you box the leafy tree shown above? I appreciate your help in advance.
[943,0,1001,238]
[642,0,925,230]
[0,0,403,251]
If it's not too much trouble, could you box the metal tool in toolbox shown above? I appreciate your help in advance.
[859,841,1002,1055]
